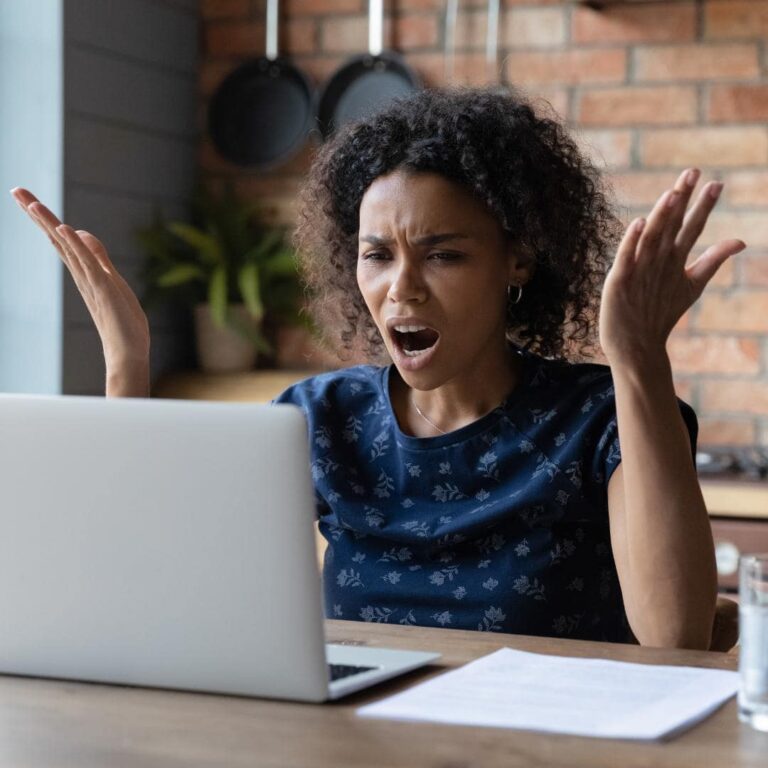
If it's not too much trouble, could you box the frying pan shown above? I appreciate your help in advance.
[316,0,421,139]
[208,0,314,169]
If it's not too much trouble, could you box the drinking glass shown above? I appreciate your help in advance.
[739,554,768,732]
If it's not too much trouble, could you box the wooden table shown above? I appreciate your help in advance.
[1,621,765,767]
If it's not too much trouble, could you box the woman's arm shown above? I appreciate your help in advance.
[11,188,150,397]
[607,362,716,649]
[599,168,745,649]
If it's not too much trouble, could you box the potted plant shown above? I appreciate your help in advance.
[138,185,303,373]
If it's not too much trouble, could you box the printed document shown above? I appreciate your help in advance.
[358,648,738,740]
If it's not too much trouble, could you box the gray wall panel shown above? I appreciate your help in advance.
[65,117,196,199]
[62,0,199,395]
[66,47,197,138]
[65,0,198,74]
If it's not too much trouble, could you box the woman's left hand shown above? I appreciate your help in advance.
[599,168,746,367]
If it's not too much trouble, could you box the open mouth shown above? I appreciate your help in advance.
[391,324,440,358]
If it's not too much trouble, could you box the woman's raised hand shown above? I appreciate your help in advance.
[599,168,746,368]
[10,188,150,397]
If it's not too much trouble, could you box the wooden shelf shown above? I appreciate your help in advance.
[153,369,323,404]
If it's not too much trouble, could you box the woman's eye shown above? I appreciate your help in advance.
[429,252,460,261]
[361,251,389,261]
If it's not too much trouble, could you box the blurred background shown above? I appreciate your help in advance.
[1,0,767,461]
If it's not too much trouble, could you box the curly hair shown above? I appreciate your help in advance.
[294,86,620,363]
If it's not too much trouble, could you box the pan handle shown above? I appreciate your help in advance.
[444,0,458,83]
[486,0,499,81]
[267,0,279,61]
[369,0,383,57]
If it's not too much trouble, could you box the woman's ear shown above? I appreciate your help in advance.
[506,240,536,287]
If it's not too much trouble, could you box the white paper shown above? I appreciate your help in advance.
[357,647,738,740]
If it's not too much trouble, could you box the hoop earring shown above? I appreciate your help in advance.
[507,283,523,305]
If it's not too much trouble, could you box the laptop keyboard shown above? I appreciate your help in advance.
[328,663,377,682]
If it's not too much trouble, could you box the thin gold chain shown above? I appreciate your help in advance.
[411,399,447,435]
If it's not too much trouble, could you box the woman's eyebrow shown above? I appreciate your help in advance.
[359,232,470,246]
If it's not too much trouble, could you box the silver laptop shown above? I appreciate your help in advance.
[0,394,439,701]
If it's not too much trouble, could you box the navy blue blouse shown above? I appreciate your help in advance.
[273,345,697,643]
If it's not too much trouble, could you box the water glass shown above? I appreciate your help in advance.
[739,554,768,732]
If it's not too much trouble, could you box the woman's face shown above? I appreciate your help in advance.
[357,170,531,391]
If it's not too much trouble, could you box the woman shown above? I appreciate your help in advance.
[11,88,744,649]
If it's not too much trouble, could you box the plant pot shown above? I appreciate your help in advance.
[194,303,260,373]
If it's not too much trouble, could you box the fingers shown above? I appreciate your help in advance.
[612,217,646,276]
[635,187,679,264]
[56,226,106,287]
[77,231,114,273]
[687,239,746,296]
[675,181,725,258]
[659,168,700,255]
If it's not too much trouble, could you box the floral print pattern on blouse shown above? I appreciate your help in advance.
[273,345,698,643]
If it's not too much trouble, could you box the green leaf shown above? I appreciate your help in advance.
[245,229,284,263]
[262,247,297,278]
[238,263,264,320]
[156,264,206,287]
[168,222,222,265]
[208,266,228,328]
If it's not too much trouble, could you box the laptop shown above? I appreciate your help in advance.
[0,394,439,701]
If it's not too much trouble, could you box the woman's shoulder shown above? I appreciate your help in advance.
[271,364,385,410]
[524,351,616,404]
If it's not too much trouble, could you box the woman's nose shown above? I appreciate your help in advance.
[387,261,427,304]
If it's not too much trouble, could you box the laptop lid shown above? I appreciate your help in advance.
[0,394,330,701]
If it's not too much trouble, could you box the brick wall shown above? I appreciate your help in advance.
[200,0,768,448]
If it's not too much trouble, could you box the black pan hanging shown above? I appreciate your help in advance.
[208,0,314,169]
[316,0,421,140]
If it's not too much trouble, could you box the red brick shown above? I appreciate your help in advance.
[284,0,362,13]
[696,290,768,332]
[701,380,768,416]
[573,2,696,44]
[453,10,488,50]
[321,17,367,54]
[608,171,682,208]
[199,58,242,96]
[667,336,760,374]
[410,52,491,87]
[504,7,566,48]
[205,22,265,57]
[201,0,250,20]
[321,14,438,54]
[504,49,627,86]
[524,86,569,121]
[640,127,768,168]
[705,0,768,40]
[672,376,694,402]
[454,9,564,51]
[393,13,439,50]
[291,55,347,84]
[709,85,768,124]
[741,253,768,287]
[701,212,768,248]
[399,0,487,8]
[726,171,768,207]
[503,0,563,5]
[634,44,760,82]
[697,418,756,446]
[285,19,317,55]
[577,129,633,170]
[577,86,697,127]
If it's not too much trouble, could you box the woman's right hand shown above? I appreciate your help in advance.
[10,188,151,397]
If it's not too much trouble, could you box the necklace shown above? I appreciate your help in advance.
[411,398,447,435]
